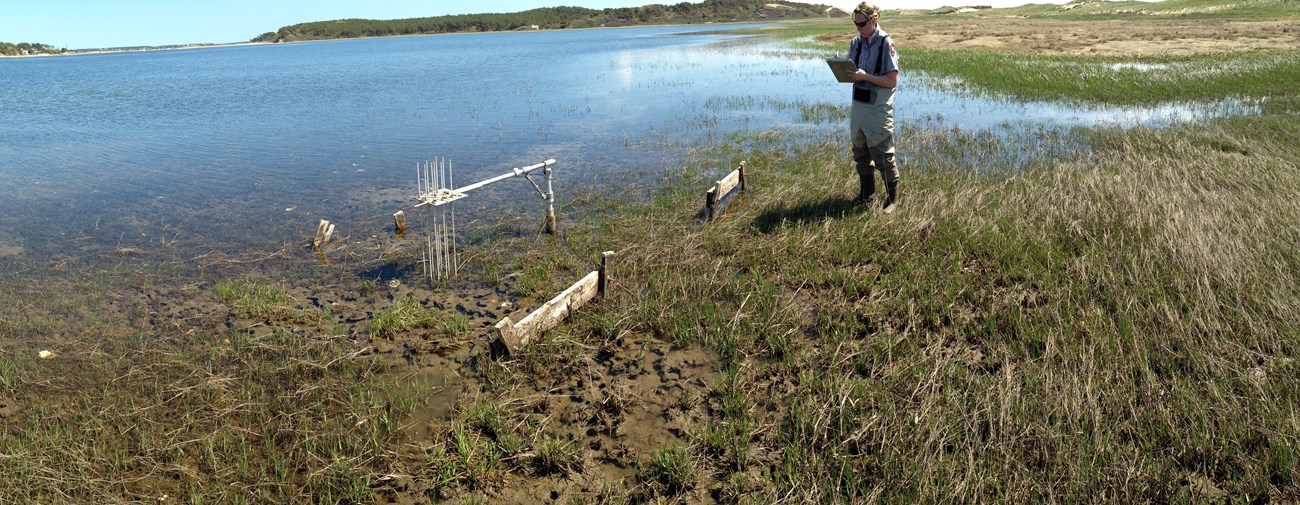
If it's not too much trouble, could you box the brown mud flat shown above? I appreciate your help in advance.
[0,228,734,502]
[819,17,1300,56]
[377,342,724,504]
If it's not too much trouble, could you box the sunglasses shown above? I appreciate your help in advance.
[854,17,875,28]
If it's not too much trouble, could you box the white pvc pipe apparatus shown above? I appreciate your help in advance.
[417,159,556,213]
[415,158,559,284]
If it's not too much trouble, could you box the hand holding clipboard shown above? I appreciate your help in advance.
[826,58,859,83]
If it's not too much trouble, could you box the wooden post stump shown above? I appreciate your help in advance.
[738,161,748,193]
[313,219,336,250]
[393,211,408,238]
[705,187,719,222]
[598,250,614,297]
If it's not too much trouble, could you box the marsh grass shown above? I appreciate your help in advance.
[419,394,587,500]
[0,320,413,503]
[533,434,584,476]
[3,4,1299,503]
[216,276,287,313]
[368,296,472,340]
[904,49,1300,105]
[792,6,1300,106]
[638,445,698,497]
[492,60,1300,502]
[215,276,327,324]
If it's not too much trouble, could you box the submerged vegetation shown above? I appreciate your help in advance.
[1,0,1298,502]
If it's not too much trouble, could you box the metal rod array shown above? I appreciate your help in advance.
[418,159,458,285]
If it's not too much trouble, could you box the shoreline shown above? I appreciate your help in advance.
[1,19,794,59]
[0,41,273,58]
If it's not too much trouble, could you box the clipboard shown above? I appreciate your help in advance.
[826,58,859,83]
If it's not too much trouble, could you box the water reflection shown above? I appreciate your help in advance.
[1107,62,1170,72]
[0,25,1266,272]
[770,39,1259,131]
[903,71,1262,130]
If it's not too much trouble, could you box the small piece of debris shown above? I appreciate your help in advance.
[38,350,56,359]
[388,280,401,288]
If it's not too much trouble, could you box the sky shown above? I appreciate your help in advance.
[4,0,1101,50]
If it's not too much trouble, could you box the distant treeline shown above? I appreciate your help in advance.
[254,0,839,43]
[0,42,65,56]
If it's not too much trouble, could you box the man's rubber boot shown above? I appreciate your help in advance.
[883,180,898,214]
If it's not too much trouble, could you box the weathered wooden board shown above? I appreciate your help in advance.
[313,219,335,250]
[715,169,741,202]
[492,270,600,357]
[703,162,749,222]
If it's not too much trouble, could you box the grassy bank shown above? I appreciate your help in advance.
[903,48,1300,105]
[455,11,1300,504]
[478,112,1300,502]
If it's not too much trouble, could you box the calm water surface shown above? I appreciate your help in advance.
[0,25,1259,269]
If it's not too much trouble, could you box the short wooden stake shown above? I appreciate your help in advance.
[393,211,408,237]
[313,219,335,250]
[738,161,748,193]
[705,188,718,222]
[598,251,614,297]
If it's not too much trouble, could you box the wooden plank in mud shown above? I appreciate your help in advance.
[491,251,614,358]
[703,161,748,222]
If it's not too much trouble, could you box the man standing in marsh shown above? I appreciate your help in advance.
[847,2,900,212]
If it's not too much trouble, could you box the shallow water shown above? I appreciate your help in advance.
[0,25,1262,272]
[904,71,1262,130]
